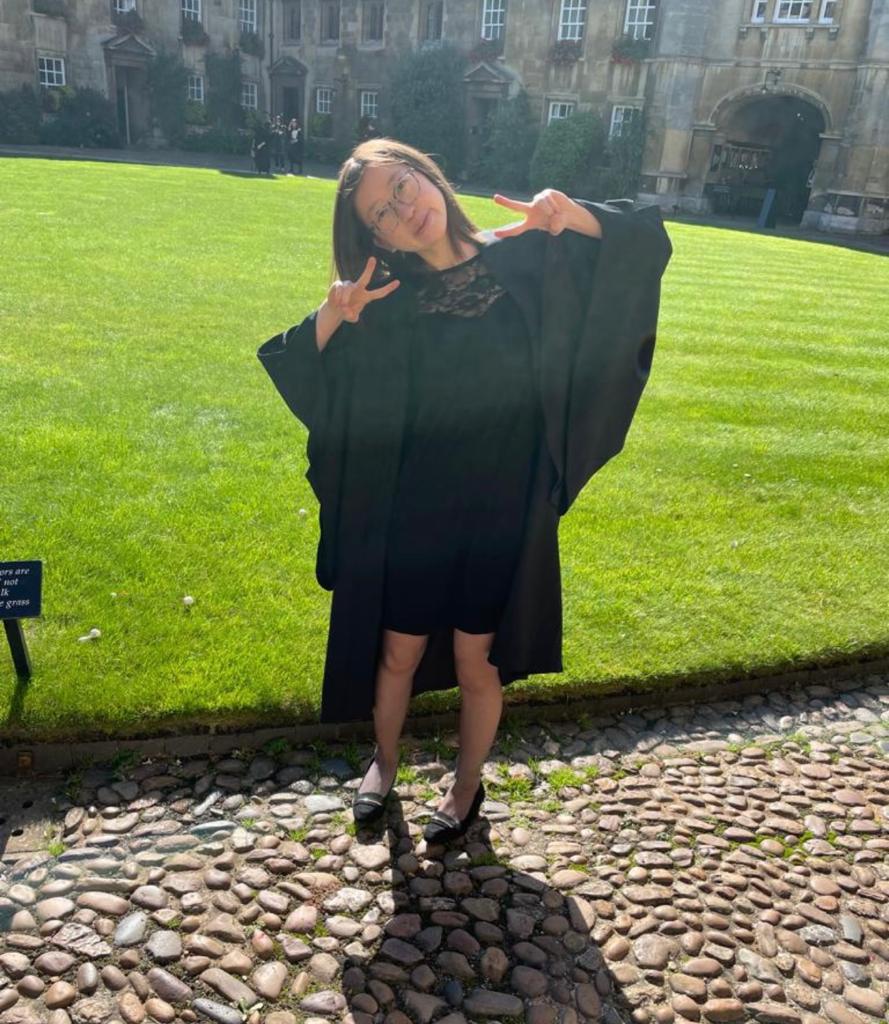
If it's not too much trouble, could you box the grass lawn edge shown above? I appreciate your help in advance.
[3,643,888,747]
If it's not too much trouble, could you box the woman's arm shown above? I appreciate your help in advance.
[316,298,345,352]
[490,189,602,239]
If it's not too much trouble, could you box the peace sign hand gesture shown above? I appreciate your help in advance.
[489,188,579,238]
[327,256,400,324]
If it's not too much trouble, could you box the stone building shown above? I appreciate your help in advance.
[1,0,887,233]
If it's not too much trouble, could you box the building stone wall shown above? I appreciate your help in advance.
[1,0,886,232]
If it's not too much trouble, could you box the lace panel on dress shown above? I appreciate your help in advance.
[416,257,506,317]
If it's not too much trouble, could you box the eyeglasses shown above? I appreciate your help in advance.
[369,169,421,235]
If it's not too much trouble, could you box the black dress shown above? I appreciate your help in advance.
[380,247,542,636]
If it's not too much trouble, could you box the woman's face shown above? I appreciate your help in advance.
[352,162,448,254]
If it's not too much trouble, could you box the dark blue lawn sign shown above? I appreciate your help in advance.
[0,560,42,679]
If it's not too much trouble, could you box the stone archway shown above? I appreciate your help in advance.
[705,91,827,224]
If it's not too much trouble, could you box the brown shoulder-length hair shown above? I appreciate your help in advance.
[330,137,482,287]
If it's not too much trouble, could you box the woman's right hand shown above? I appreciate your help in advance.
[326,256,400,324]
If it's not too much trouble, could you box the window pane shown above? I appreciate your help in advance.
[558,0,585,41]
[623,0,656,39]
[482,0,505,40]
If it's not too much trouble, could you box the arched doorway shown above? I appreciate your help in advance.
[706,94,825,225]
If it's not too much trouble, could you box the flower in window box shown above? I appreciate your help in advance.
[181,16,210,45]
[549,39,583,64]
[112,7,144,30]
[610,34,651,63]
[239,29,265,57]
[468,36,504,62]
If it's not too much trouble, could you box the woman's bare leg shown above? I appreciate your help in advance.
[435,630,502,820]
[359,629,428,795]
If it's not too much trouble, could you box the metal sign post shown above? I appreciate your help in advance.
[0,560,42,680]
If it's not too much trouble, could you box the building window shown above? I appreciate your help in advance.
[241,81,258,108]
[547,100,574,124]
[283,0,301,39]
[320,0,340,40]
[609,104,640,138]
[557,0,585,40]
[114,0,136,12]
[421,0,443,40]
[751,0,768,20]
[818,0,836,20]
[623,0,656,39]
[481,0,505,39]
[362,0,383,40]
[187,73,204,101]
[239,0,257,31]
[181,0,201,20]
[37,55,66,86]
[360,90,378,118]
[774,0,812,19]
[316,86,333,113]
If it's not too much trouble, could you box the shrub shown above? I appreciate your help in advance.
[32,0,67,16]
[529,110,606,194]
[205,51,244,131]
[475,89,538,190]
[574,109,645,201]
[239,30,264,58]
[0,85,41,144]
[180,126,251,154]
[389,43,466,176]
[305,135,351,165]
[147,51,188,142]
[184,98,208,125]
[181,16,209,45]
[308,111,332,139]
[38,87,121,147]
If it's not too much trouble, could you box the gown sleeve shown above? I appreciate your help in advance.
[256,312,357,589]
[539,198,673,515]
[256,310,353,435]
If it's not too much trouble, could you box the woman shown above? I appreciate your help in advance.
[257,138,671,844]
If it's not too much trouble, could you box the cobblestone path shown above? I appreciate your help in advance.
[1,676,888,1024]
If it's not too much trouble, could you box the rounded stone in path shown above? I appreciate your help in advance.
[349,844,390,870]
[203,913,245,943]
[300,990,347,1014]
[510,965,548,997]
[76,892,130,916]
[576,983,603,1018]
[670,974,707,999]
[634,934,679,969]
[702,999,745,1022]
[380,938,424,965]
[193,997,243,1024]
[44,982,77,1009]
[322,888,374,914]
[130,886,168,910]
[684,958,723,978]
[745,1004,802,1024]
[118,991,147,1023]
[252,961,288,999]
[114,912,148,946]
[145,931,182,964]
[550,869,588,890]
[842,986,886,1018]
[34,952,77,975]
[144,997,175,1022]
[463,989,524,1017]
[284,905,318,932]
[34,898,76,923]
[199,968,258,1006]
[146,967,192,1004]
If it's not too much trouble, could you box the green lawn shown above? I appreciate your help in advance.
[1,158,887,742]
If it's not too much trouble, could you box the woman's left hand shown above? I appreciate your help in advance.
[490,189,602,239]
[491,189,575,237]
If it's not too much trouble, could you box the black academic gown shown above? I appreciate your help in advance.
[257,198,673,723]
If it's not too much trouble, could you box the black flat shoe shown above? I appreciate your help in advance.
[423,782,486,845]
[352,750,396,826]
